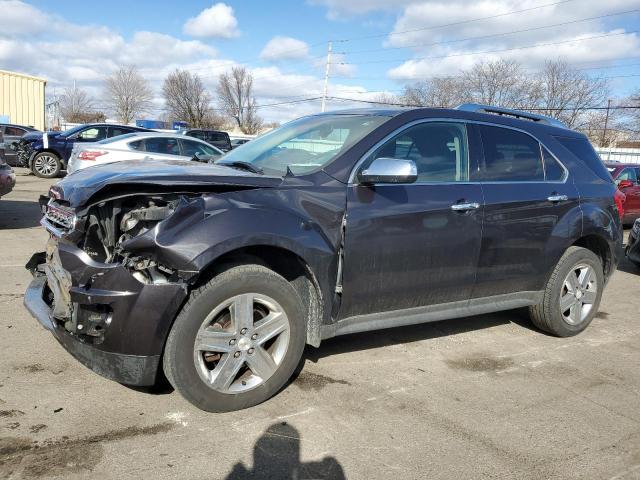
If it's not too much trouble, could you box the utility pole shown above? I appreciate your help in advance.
[601,99,612,147]
[321,41,333,113]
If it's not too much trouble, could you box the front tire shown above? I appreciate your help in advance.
[163,264,306,412]
[32,152,62,178]
[529,246,604,337]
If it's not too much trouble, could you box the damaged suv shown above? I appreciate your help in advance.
[24,105,622,412]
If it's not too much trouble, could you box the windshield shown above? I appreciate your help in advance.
[216,114,389,176]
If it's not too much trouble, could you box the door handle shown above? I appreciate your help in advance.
[451,202,480,212]
[547,195,568,202]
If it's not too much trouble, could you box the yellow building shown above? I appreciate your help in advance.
[0,69,47,131]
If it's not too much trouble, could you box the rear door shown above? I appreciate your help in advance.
[340,120,484,318]
[472,124,580,298]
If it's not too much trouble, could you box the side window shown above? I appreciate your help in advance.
[617,168,638,183]
[542,147,566,181]
[5,127,25,136]
[368,122,469,182]
[635,168,640,182]
[189,130,206,141]
[77,127,108,142]
[110,127,131,138]
[129,140,144,151]
[180,139,216,157]
[478,125,543,181]
[143,137,180,155]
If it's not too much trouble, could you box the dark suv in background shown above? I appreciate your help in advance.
[15,123,150,178]
[0,123,40,166]
[178,129,232,152]
[24,104,622,412]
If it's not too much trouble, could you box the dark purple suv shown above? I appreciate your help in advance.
[24,105,623,412]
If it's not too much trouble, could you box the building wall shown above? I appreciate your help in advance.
[0,70,46,131]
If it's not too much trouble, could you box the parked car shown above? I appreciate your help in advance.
[14,123,151,178]
[0,123,40,166]
[178,129,232,152]
[24,104,622,412]
[0,157,16,199]
[67,133,224,174]
[627,218,640,267]
[605,162,640,225]
[230,138,251,149]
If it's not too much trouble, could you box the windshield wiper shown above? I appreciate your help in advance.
[219,161,263,175]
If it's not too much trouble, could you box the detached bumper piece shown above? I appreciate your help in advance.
[23,241,188,386]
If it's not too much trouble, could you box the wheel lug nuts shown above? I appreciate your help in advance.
[251,334,258,340]
[248,348,255,354]
[229,339,236,346]
[240,328,248,335]
[234,351,241,358]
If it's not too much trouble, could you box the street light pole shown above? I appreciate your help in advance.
[601,99,612,147]
[321,41,333,113]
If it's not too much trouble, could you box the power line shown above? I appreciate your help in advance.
[336,30,640,66]
[334,0,577,42]
[342,9,640,55]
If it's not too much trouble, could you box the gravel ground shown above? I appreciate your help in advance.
[0,169,639,479]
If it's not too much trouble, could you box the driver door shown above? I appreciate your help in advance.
[339,121,484,319]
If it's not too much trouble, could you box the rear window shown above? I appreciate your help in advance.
[554,136,612,182]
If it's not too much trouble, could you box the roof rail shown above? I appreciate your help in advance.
[456,103,567,129]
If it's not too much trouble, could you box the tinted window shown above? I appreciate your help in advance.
[4,127,25,136]
[77,127,108,141]
[188,130,206,141]
[542,147,565,181]
[554,136,612,182]
[110,127,131,137]
[208,132,228,142]
[129,140,144,150]
[180,139,217,157]
[369,122,469,182]
[479,125,543,181]
[143,137,180,155]
[617,167,638,183]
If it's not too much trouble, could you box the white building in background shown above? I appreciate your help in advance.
[596,147,640,164]
[0,69,46,131]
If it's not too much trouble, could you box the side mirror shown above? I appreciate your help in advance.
[358,157,417,185]
[618,179,634,190]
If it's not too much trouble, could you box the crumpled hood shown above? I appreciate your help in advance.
[53,159,283,206]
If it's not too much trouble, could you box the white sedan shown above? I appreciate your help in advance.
[67,132,224,174]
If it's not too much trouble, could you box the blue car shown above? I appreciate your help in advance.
[15,123,150,177]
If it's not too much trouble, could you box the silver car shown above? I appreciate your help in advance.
[67,132,224,174]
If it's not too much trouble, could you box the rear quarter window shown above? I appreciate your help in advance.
[554,136,612,182]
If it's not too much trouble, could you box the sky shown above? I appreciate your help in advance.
[1,0,639,123]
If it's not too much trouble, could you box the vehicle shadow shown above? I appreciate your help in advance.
[305,309,525,363]
[224,422,345,479]
[0,199,41,229]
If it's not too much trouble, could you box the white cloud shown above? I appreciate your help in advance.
[382,0,640,80]
[260,36,309,61]
[0,0,49,35]
[183,2,240,39]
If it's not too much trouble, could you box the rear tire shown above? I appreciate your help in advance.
[529,246,604,337]
[32,152,61,178]
[163,264,306,412]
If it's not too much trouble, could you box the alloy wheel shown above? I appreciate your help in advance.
[193,293,290,394]
[34,155,57,176]
[560,264,598,325]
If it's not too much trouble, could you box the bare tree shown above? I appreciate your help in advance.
[371,92,400,106]
[59,85,95,123]
[162,70,212,128]
[217,67,263,134]
[104,66,153,124]
[535,60,609,129]
[401,77,466,107]
[461,59,535,109]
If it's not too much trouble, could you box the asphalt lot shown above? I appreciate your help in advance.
[0,168,639,479]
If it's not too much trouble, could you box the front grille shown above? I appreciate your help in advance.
[43,202,76,235]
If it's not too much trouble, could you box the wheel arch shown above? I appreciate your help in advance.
[29,149,62,169]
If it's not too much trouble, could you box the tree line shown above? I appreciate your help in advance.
[376,59,639,147]
[56,65,265,135]
[54,59,639,145]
